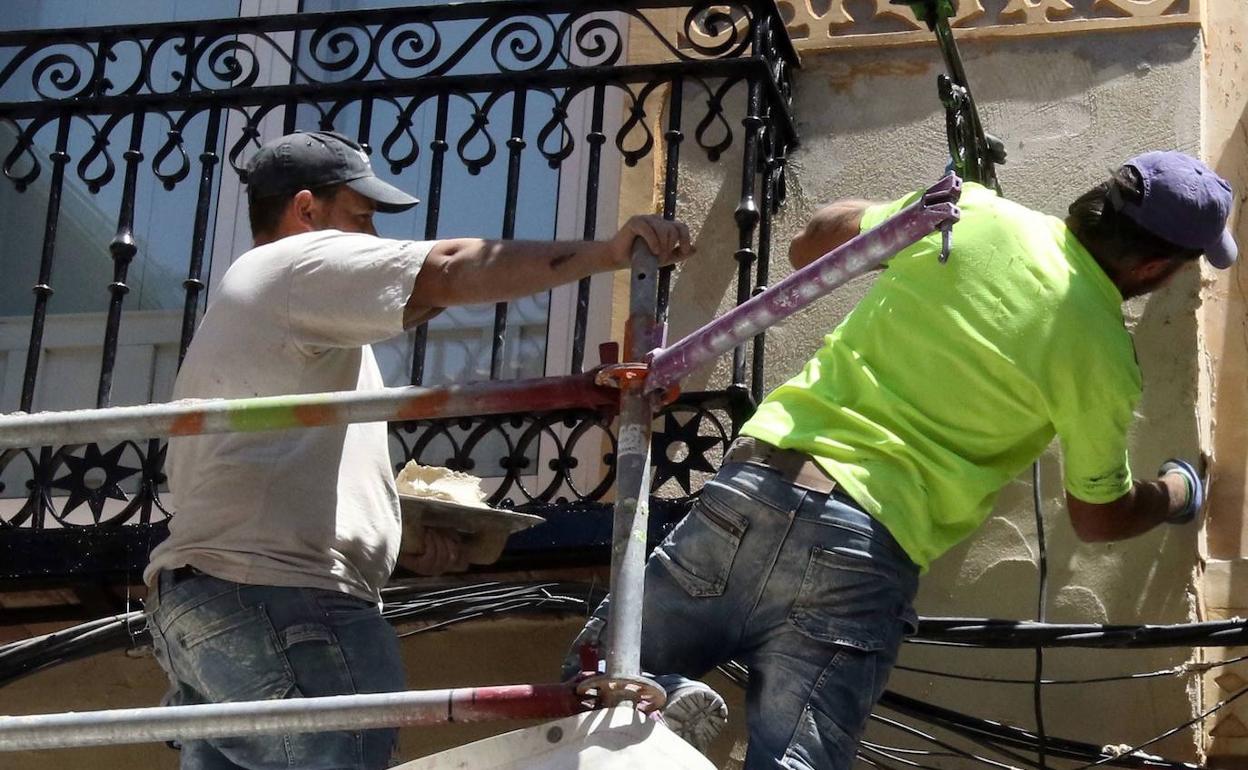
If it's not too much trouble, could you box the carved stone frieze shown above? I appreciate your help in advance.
[690,0,1202,51]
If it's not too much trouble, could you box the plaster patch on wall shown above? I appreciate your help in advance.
[952,554,1041,618]
[958,517,1036,586]
[1054,584,1110,623]
[821,59,934,94]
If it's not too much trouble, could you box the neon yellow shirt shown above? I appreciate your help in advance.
[740,183,1140,570]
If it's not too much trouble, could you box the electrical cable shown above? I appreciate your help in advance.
[878,690,1197,769]
[1032,460,1049,770]
[893,655,1248,685]
[718,659,1195,770]
[1065,684,1248,770]
[4,582,1243,691]
[862,741,953,757]
[859,751,911,770]
[869,712,1027,770]
[909,617,1248,648]
[860,741,951,770]
[881,703,1052,770]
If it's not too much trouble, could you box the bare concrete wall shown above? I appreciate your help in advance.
[662,26,1206,758]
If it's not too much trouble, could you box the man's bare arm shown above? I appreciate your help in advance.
[788,200,877,269]
[405,214,692,328]
[1065,474,1189,542]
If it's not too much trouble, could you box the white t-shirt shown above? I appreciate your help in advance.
[144,230,437,601]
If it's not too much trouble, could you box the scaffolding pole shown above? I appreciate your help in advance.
[597,240,663,706]
[0,684,585,752]
[0,372,617,450]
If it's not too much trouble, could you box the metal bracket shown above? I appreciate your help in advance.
[595,363,681,405]
[594,363,650,390]
[576,674,667,713]
[922,173,963,263]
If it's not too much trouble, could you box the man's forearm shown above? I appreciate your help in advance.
[1066,474,1188,542]
[789,200,876,269]
[412,238,615,310]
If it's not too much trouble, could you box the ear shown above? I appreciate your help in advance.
[290,189,316,228]
[1132,256,1174,282]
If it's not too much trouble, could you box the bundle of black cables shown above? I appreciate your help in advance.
[2,578,1245,769]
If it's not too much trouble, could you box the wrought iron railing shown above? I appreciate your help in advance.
[0,0,797,578]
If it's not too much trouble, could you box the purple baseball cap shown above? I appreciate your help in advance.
[1114,151,1237,269]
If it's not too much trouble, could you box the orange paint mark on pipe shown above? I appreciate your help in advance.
[292,404,339,427]
[395,390,453,421]
[170,413,206,436]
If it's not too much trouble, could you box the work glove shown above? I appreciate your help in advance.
[1159,458,1205,525]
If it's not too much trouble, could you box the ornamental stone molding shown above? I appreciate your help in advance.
[686,0,1201,52]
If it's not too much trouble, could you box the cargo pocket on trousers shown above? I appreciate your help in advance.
[654,489,749,598]
[788,546,905,652]
[180,604,297,702]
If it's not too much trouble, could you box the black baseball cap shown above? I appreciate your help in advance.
[245,130,419,213]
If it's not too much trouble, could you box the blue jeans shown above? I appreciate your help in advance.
[568,460,919,770]
[146,570,404,769]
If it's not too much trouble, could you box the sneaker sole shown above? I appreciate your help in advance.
[663,688,728,754]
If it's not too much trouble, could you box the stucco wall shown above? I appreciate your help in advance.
[662,27,1206,758]
[1198,0,1248,757]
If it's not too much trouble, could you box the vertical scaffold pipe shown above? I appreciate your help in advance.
[602,240,661,702]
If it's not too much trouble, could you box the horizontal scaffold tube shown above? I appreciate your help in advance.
[0,683,587,752]
[646,174,963,394]
[0,373,617,449]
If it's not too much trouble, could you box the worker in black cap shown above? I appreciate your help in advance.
[144,130,694,770]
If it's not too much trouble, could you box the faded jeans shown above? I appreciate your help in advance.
[566,460,919,770]
[146,569,404,770]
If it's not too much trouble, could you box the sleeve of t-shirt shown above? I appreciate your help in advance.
[1046,318,1142,504]
[285,230,438,350]
[858,190,923,234]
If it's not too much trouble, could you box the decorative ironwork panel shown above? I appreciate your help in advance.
[0,0,796,579]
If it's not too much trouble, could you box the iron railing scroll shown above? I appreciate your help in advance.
[0,1,798,579]
[891,0,1005,191]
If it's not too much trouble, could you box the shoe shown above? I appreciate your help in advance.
[661,679,728,754]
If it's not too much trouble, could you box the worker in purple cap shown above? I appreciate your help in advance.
[142,130,694,770]
[567,150,1236,769]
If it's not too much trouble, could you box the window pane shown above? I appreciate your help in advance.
[3,0,240,30]
[0,1,241,321]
